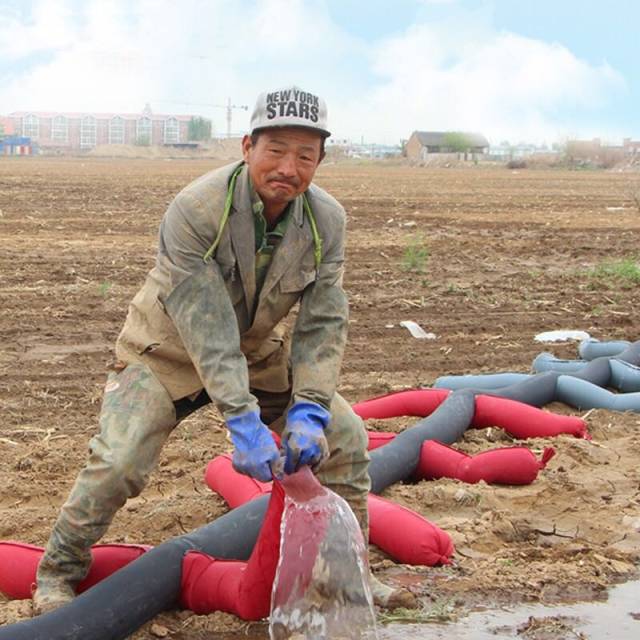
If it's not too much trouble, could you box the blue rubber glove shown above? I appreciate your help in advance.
[282,401,331,475]
[226,410,281,482]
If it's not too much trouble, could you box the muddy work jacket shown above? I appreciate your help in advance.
[115,161,349,418]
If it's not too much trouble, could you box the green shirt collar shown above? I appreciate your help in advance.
[249,177,293,253]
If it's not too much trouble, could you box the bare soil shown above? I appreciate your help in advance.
[1,158,640,638]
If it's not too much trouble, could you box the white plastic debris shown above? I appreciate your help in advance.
[534,330,591,343]
[400,320,436,340]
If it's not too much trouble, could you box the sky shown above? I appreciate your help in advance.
[0,0,638,145]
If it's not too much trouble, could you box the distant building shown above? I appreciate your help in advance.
[487,142,559,161]
[7,106,196,151]
[405,131,489,161]
[565,138,626,166]
[347,143,402,159]
[0,136,33,155]
[623,138,640,156]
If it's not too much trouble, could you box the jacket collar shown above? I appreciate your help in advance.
[230,163,312,320]
[229,164,257,308]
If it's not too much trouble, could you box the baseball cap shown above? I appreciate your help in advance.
[250,86,331,138]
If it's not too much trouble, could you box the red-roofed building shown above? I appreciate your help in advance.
[0,116,14,137]
[7,106,196,151]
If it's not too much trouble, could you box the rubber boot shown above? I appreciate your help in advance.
[32,527,90,615]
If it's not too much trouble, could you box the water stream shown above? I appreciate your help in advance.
[268,468,378,639]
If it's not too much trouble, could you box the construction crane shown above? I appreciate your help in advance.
[191,97,249,137]
[151,97,249,137]
[214,98,249,138]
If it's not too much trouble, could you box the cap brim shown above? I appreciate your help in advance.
[252,124,331,138]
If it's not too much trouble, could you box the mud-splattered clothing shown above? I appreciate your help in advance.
[115,161,348,415]
[37,161,371,594]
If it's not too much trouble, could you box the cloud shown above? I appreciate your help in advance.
[0,0,361,134]
[336,20,626,143]
[0,0,79,58]
[0,1,157,112]
[0,1,627,143]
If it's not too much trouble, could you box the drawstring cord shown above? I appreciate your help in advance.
[203,164,322,273]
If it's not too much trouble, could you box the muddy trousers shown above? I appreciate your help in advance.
[37,363,371,588]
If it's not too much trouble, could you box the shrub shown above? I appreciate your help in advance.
[401,237,430,273]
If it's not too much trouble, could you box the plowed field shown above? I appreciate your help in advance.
[1,158,639,638]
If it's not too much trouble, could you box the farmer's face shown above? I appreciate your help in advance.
[242,127,323,212]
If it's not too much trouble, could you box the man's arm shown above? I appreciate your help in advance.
[289,255,349,411]
[158,190,259,418]
[159,189,279,481]
[290,202,349,409]
[281,210,348,473]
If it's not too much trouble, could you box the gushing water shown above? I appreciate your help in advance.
[269,468,378,640]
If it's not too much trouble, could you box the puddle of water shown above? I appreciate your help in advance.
[378,579,640,639]
[193,579,639,639]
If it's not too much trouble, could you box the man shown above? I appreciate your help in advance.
[34,86,415,615]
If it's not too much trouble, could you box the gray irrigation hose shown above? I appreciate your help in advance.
[475,370,561,407]
[8,341,640,639]
[436,341,640,411]
[436,370,562,407]
[0,500,272,640]
[533,353,640,393]
[609,359,640,393]
[579,339,630,360]
[532,352,588,374]
[367,388,475,494]
[556,375,640,411]
[434,372,529,391]
[0,389,476,640]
